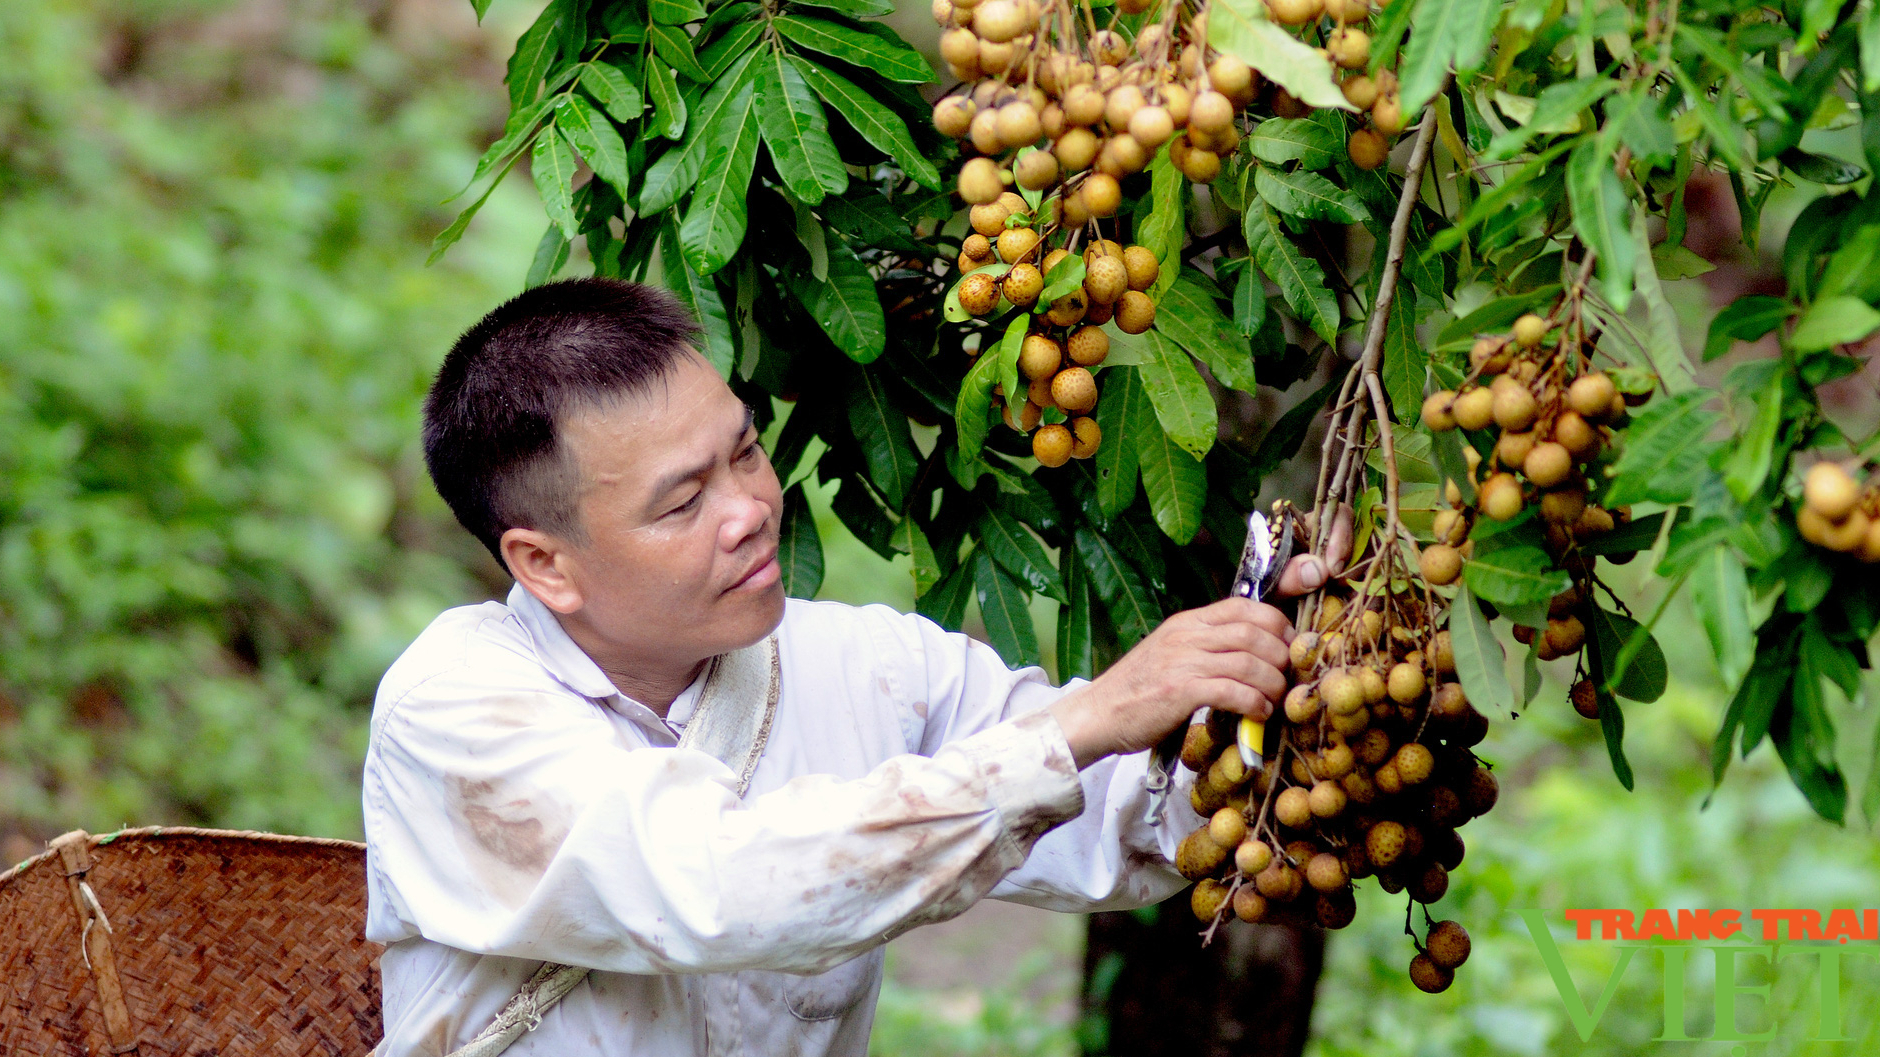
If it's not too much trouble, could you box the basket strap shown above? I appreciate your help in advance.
[50,830,142,1055]
[419,635,781,1057]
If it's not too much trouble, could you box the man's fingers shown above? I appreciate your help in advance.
[1272,503,1356,598]
[1192,596,1296,642]
[1194,678,1277,721]
[1188,620,1291,672]
[1190,652,1288,708]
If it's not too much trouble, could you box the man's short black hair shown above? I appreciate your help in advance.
[423,278,701,568]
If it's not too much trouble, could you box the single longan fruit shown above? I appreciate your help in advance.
[1327,26,1370,68]
[1103,84,1145,130]
[1342,75,1379,111]
[1289,631,1321,673]
[1062,84,1106,127]
[1080,172,1122,217]
[1523,442,1573,489]
[1032,423,1073,467]
[1208,55,1254,98]
[1372,92,1405,135]
[1512,312,1549,347]
[1326,0,1372,19]
[1421,391,1459,431]
[1480,473,1524,521]
[1804,462,1862,522]
[1452,387,1495,431]
[1394,742,1435,785]
[1348,128,1390,170]
[1026,374,1054,409]
[1496,429,1537,469]
[1820,507,1872,552]
[1430,630,1456,674]
[990,265,1037,310]
[1419,544,1462,586]
[969,203,1009,238]
[1067,326,1108,367]
[1366,820,1408,867]
[1083,254,1130,305]
[1410,953,1455,993]
[1540,487,1587,526]
[1046,287,1089,327]
[996,101,1043,148]
[1232,885,1270,922]
[1492,384,1538,432]
[1002,399,1042,432]
[1315,593,1347,630]
[1255,861,1304,902]
[1571,678,1600,719]
[1554,410,1601,459]
[1388,662,1428,704]
[1544,615,1586,655]
[1123,245,1159,290]
[1306,851,1348,892]
[1374,760,1403,795]
[1054,128,1101,174]
[1179,724,1217,770]
[1089,28,1128,65]
[1039,101,1067,141]
[1114,290,1156,334]
[1284,684,1321,723]
[1568,372,1617,418]
[1357,727,1393,766]
[957,157,1004,204]
[1209,806,1248,847]
[1267,0,1320,26]
[1464,766,1499,816]
[1128,105,1174,149]
[934,96,977,140]
[1317,888,1359,929]
[1051,366,1098,413]
[1191,877,1231,922]
[1175,824,1230,879]
[1274,786,1314,828]
[1322,672,1367,716]
[971,0,1027,42]
[1235,838,1274,875]
[1410,861,1449,903]
[958,272,1000,315]
[1014,148,1058,190]
[939,27,981,69]
[1428,682,1469,723]
[1189,90,1235,133]
[1309,780,1348,819]
[996,226,1040,266]
[1359,664,1388,704]
[1427,920,1472,969]
[1575,505,1615,539]
[1179,148,1222,183]
[1019,333,1062,380]
[1097,132,1149,178]
[1319,742,1356,779]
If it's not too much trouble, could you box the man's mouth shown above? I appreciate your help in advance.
[727,543,781,593]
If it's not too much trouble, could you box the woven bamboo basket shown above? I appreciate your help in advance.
[0,826,382,1056]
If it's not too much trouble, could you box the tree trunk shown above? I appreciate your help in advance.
[1080,904,1324,1057]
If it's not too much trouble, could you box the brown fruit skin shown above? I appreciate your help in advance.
[1356,728,1393,766]
[1327,26,1370,68]
[1255,861,1304,902]
[1512,312,1549,347]
[1372,93,1405,134]
[1860,518,1880,563]
[1430,630,1457,674]
[1540,487,1587,526]
[1316,888,1359,929]
[1428,682,1469,723]
[1308,780,1348,819]
[1014,148,1058,190]
[1054,127,1100,173]
[1481,473,1525,521]
[1209,806,1249,847]
[1189,90,1235,133]
[1032,424,1073,467]
[1568,372,1617,418]
[1128,105,1175,149]
[1190,878,1231,922]
[1275,786,1313,828]
[1342,75,1380,111]
[1179,723,1217,770]
[1805,462,1862,522]
[1419,544,1463,586]
[1523,442,1573,489]
[1019,333,1062,379]
[1080,172,1122,217]
[1306,852,1349,892]
[1235,838,1274,875]
[1491,384,1538,432]
[1176,827,1231,879]
[1544,615,1586,654]
[1348,128,1389,170]
[996,226,1041,265]
[1554,410,1601,459]
[958,272,1000,315]
[1122,245,1160,291]
[1410,953,1455,993]
[1366,820,1408,867]
[1026,375,1054,408]
[1452,387,1496,431]
[1395,743,1435,785]
[1427,920,1472,969]
[1464,766,1499,817]
[960,233,993,263]
[1388,662,1428,704]
[1232,885,1270,922]
[957,157,1004,204]
[939,27,981,69]
[1115,290,1156,334]
[934,96,977,140]
[1046,288,1089,327]
[1571,678,1600,719]
[1410,861,1450,903]
[1083,254,1130,305]
[1422,391,1459,431]
[1069,416,1102,459]
[1002,399,1042,432]
[1051,367,1099,413]
[1179,148,1222,183]
[1001,263,1043,308]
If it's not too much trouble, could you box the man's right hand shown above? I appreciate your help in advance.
[1047,596,1295,770]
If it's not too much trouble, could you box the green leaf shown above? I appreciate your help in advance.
[1208,0,1353,110]
[1156,271,1255,394]
[651,23,713,82]
[1723,368,1783,502]
[455,96,554,202]
[1381,284,1425,418]
[1630,210,1696,394]
[1566,137,1636,311]
[1398,0,1499,115]
[1136,331,1217,459]
[1039,253,1086,304]
[894,518,942,597]
[789,57,941,189]
[1094,367,1144,517]
[1138,148,1187,302]
[1481,79,1617,162]
[995,314,1028,414]
[1245,200,1338,343]
[1057,550,1097,681]
[778,483,824,598]
[650,0,705,23]
[559,95,632,191]
[1254,166,1368,224]
[1128,389,1207,545]
[1689,544,1752,693]
[1231,260,1266,337]
[845,369,919,509]
[1603,391,1720,507]
[506,3,562,109]
[1449,584,1513,717]
[429,150,525,264]
[954,348,1002,460]
[532,130,579,239]
[580,63,645,123]
[1791,294,1880,352]
[700,20,765,79]
[976,507,1066,603]
[661,223,737,376]
[918,555,975,629]
[1591,606,1668,703]
[526,224,571,288]
[1075,527,1159,648]
[1247,117,1341,169]
[756,49,848,202]
[1703,295,1790,362]
[1463,545,1571,606]
[773,16,932,82]
[973,551,1041,669]
[795,0,896,14]
[678,76,760,275]
[646,55,688,140]
[798,236,886,360]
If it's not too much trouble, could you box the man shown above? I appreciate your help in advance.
[365,278,1337,1056]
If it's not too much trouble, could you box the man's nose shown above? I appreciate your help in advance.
[719,479,773,549]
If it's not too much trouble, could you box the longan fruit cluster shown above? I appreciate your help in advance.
[1176,570,1490,993]
[1798,461,1880,561]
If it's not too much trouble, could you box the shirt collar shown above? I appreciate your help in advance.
[504,582,708,729]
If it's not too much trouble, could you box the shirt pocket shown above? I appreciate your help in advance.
[752,947,885,1022]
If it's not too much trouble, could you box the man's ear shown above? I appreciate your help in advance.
[502,527,585,615]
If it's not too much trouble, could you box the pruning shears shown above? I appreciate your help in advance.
[1143,503,1296,826]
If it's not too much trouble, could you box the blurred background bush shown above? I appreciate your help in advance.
[3,3,1878,1056]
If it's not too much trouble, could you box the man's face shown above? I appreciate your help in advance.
[551,351,785,670]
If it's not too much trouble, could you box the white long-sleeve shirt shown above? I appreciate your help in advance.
[364,584,1198,1057]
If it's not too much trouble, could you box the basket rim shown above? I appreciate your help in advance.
[0,825,365,887]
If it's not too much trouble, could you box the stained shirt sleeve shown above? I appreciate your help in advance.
[869,608,1203,914]
[362,629,1086,977]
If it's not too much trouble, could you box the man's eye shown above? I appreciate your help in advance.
[670,491,702,515]
[738,441,763,462]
